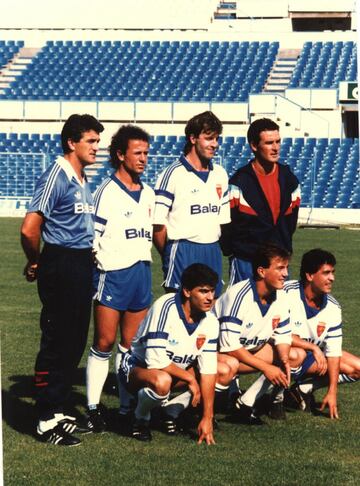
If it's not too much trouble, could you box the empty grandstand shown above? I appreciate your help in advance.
[0,0,358,224]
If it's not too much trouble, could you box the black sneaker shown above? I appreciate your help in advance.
[57,418,90,435]
[118,412,134,436]
[86,407,106,434]
[229,403,265,425]
[37,424,81,447]
[268,401,286,420]
[285,384,316,413]
[160,413,178,436]
[132,419,152,442]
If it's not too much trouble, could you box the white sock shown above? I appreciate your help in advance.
[239,374,273,408]
[135,387,169,422]
[271,387,284,404]
[299,373,359,395]
[338,373,358,384]
[162,391,192,419]
[299,382,314,394]
[37,416,59,434]
[115,344,135,415]
[86,346,111,408]
[215,383,229,393]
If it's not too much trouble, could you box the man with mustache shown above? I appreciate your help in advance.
[85,125,155,434]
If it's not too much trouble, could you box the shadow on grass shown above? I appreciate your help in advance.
[3,367,121,439]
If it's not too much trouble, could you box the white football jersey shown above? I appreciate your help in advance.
[93,174,155,271]
[154,154,230,243]
[215,279,291,353]
[284,280,342,357]
[131,293,219,374]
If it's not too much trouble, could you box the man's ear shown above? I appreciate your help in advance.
[182,288,191,299]
[67,138,75,152]
[117,149,125,162]
[257,266,265,279]
[305,272,314,283]
[189,134,197,146]
[250,141,258,153]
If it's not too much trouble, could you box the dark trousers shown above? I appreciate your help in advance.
[35,243,93,420]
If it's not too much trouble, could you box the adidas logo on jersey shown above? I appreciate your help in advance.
[74,191,82,200]
[74,202,95,214]
[125,228,152,241]
[190,203,219,215]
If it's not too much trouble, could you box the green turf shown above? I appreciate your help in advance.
[2,219,359,485]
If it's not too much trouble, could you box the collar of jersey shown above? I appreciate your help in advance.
[174,292,204,335]
[300,282,327,318]
[250,278,276,317]
[180,153,213,175]
[110,172,143,200]
[56,156,87,186]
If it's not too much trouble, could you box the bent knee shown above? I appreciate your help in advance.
[151,372,172,396]
[289,347,307,366]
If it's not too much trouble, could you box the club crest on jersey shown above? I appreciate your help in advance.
[196,334,206,350]
[216,184,222,199]
[317,322,326,337]
[272,316,280,330]
[74,190,82,200]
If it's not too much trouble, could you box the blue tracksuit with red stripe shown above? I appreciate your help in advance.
[220,161,300,262]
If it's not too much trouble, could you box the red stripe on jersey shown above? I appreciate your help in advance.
[230,197,239,209]
[238,203,258,216]
[284,196,301,215]
[35,382,49,387]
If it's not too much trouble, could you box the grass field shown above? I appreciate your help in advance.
[2,218,360,486]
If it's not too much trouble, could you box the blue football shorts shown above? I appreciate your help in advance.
[93,261,152,311]
[229,256,253,285]
[162,239,223,297]
[291,351,316,380]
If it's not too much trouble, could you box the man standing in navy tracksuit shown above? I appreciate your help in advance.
[21,114,104,446]
[220,118,301,286]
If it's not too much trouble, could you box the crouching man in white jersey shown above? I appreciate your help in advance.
[215,244,304,425]
[86,125,155,433]
[120,264,227,444]
[153,111,230,297]
[284,249,360,419]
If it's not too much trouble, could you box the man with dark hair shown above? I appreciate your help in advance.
[220,117,301,285]
[215,244,303,425]
[21,113,104,446]
[153,111,230,297]
[284,249,360,419]
[119,263,227,444]
[85,124,155,433]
